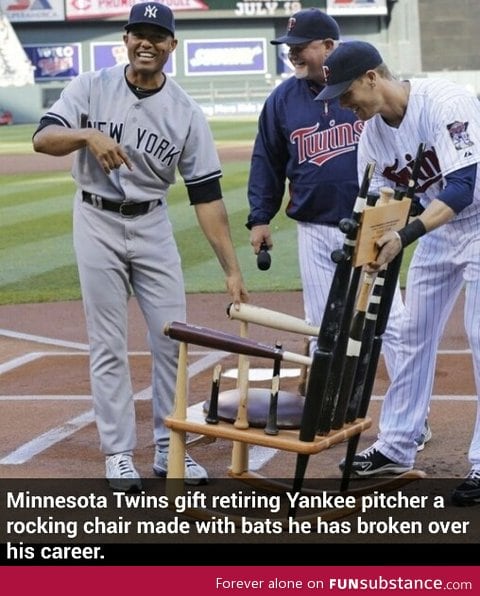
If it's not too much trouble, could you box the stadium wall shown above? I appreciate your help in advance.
[3,1,477,123]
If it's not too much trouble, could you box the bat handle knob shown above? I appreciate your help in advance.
[257,242,271,271]
[338,218,358,234]
[331,248,347,263]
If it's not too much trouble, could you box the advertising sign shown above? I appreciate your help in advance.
[65,0,208,20]
[1,0,65,22]
[326,0,388,16]
[23,43,81,80]
[90,41,175,75]
[185,38,266,76]
[64,0,303,21]
[275,44,293,75]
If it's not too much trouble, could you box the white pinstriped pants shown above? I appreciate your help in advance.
[297,221,405,378]
[375,212,480,469]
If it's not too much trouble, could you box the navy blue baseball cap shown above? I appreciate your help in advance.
[316,40,383,100]
[125,2,175,36]
[271,8,340,45]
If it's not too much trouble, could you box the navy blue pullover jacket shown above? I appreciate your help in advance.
[247,75,363,228]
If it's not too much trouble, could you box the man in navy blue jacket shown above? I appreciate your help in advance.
[246,8,430,449]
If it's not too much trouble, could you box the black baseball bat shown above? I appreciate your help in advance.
[349,145,425,407]
[330,186,394,429]
[342,184,406,427]
[289,163,375,512]
[330,272,375,429]
[339,269,396,490]
[205,364,222,424]
[264,347,281,436]
[315,162,376,355]
[314,263,362,433]
[344,271,385,425]
[339,143,425,491]
[340,248,405,490]
[300,162,375,438]
[315,189,379,434]
[373,142,426,319]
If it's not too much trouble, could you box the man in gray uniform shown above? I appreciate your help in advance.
[32,3,248,491]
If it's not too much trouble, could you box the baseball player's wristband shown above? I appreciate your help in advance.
[397,218,427,247]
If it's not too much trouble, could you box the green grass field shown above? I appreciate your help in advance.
[0,122,412,306]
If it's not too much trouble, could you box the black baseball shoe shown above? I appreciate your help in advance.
[339,445,412,477]
[451,469,480,506]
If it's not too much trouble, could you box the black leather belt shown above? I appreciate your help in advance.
[82,191,161,217]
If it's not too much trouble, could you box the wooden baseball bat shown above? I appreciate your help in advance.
[163,321,311,366]
[233,320,251,430]
[226,302,320,337]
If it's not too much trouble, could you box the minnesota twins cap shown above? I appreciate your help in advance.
[316,40,383,100]
[271,8,340,45]
[125,2,175,36]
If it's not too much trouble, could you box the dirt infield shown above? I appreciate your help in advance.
[0,288,474,484]
[0,146,476,486]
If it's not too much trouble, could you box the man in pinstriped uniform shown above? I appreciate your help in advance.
[318,40,480,505]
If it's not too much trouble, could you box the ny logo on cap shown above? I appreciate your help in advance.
[144,4,158,18]
[322,65,330,81]
[287,17,296,32]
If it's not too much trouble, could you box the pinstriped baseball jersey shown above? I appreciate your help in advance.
[44,64,222,203]
[356,77,480,470]
[358,78,480,220]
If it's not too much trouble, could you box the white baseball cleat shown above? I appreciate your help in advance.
[105,453,142,491]
[153,447,208,485]
[415,420,432,452]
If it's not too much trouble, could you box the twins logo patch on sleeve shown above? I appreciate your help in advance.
[447,120,475,156]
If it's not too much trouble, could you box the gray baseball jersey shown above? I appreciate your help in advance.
[46,64,222,202]
[42,65,223,454]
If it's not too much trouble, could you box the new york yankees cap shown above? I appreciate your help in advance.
[125,2,175,36]
[316,40,383,100]
[271,8,340,45]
